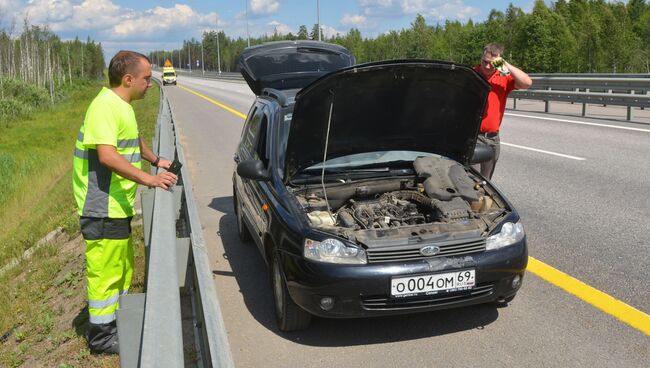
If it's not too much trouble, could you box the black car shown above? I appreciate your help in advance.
[232,41,527,331]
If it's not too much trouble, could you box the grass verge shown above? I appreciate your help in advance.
[0,81,160,367]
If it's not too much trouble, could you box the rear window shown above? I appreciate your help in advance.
[247,47,350,78]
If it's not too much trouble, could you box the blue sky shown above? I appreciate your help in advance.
[1,0,536,59]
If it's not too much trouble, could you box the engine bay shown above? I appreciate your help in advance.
[293,155,508,239]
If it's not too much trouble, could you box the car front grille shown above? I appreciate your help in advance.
[365,237,486,263]
[361,283,494,310]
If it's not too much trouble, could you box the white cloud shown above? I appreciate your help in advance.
[341,14,367,27]
[401,0,479,20]
[22,0,73,23]
[359,0,399,17]
[360,0,394,7]
[267,20,293,35]
[358,0,480,21]
[320,25,342,39]
[110,4,216,40]
[64,0,122,31]
[5,1,217,41]
[250,0,279,15]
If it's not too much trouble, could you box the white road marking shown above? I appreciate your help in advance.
[505,112,650,133]
[501,142,587,161]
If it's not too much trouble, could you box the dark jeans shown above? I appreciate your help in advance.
[473,133,500,180]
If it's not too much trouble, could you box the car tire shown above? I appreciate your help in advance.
[233,191,252,242]
[271,251,311,331]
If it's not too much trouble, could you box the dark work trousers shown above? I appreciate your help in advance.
[473,133,500,180]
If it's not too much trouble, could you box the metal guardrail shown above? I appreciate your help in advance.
[527,77,649,91]
[529,73,650,78]
[116,79,235,367]
[175,69,243,82]
[511,76,650,120]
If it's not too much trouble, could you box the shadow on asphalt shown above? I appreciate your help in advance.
[208,195,500,347]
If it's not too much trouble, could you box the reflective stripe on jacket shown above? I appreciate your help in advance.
[73,87,141,218]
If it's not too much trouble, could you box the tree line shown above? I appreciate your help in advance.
[151,0,650,74]
[0,20,105,102]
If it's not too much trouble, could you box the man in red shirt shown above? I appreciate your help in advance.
[473,43,532,179]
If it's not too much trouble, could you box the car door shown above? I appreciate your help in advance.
[236,103,272,246]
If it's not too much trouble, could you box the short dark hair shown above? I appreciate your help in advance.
[483,43,504,56]
[108,51,151,87]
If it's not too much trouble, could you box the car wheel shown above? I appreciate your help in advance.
[233,191,252,242]
[271,251,311,331]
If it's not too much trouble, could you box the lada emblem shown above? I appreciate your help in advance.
[420,245,440,256]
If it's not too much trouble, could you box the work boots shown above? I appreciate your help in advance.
[87,321,119,354]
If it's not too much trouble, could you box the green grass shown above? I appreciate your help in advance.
[0,79,160,367]
[0,81,160,265]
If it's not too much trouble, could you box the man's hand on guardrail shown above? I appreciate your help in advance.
[147,172,177,190]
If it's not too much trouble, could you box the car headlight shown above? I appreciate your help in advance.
[486,222,525,251]
[304,238,367,264]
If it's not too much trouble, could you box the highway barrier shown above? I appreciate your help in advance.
[511,76,650,120]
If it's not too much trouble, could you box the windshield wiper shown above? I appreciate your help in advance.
[302,167,391,174]
[303,159,415,173]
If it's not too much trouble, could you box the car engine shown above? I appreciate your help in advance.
[295,155,501,231]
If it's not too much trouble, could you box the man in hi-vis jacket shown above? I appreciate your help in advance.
[72,50,177,354]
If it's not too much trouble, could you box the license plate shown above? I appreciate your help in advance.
[391,269,476,298]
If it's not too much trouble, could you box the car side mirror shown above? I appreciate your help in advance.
[237,160,271,181]
[470,143,494,164]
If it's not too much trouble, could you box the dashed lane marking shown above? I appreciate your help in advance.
[501,142,586,160]
[505,112,650,133]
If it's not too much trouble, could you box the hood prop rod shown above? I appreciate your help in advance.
[321,98,336,224]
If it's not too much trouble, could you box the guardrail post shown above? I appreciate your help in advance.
[141,189,155,249]
[545,87,550,113]
[627,90,634,120]
[582,88,589,116]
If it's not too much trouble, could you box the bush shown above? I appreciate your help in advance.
[0,77,50,108]
[0,98,34,122]
[0,78,50,122]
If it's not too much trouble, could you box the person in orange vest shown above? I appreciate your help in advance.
[73,50,177,354]
[473,43,532,179]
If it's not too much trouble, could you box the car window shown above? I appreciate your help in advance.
[241,106,262,153]
[253,108,270,167]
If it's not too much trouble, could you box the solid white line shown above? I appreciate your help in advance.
[501,142,587,161]
[504,112,650,133]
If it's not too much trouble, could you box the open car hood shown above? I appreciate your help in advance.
[284,60,490,181]
[237,41,355,95]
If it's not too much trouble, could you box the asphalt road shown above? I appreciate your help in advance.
[162,75,649,368]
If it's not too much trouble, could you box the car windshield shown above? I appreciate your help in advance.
[163,72,175,77]
[304,151,435,171]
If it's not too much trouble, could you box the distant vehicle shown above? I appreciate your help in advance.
[232,41,528,331]
[162,60,177,86]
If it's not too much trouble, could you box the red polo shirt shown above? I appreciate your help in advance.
[474,65,516,133]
